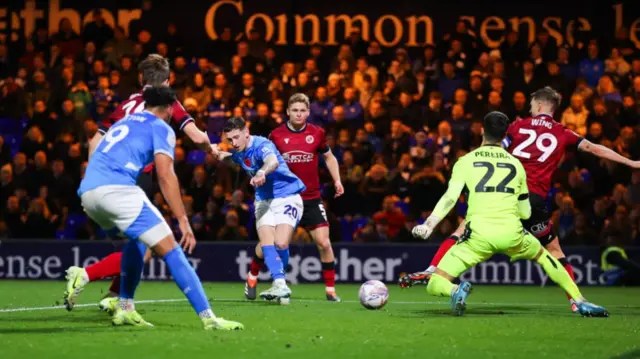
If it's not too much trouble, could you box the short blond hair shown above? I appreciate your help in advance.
[288,93,310,109]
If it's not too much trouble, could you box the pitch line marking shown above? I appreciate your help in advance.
[0,298,600,313]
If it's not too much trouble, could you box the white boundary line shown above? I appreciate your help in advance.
[0,298,607,313]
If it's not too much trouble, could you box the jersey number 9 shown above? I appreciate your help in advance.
[102,125,130,153]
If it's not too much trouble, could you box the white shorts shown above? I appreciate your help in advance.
[80,185,172,247]
[255,194,303,229]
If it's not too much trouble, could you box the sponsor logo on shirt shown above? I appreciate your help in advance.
[282,150,314,163]
[305,135,314,144]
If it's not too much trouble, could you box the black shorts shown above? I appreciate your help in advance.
[299,198,329,230]
[521,193,556,246]
[136,171,154,199]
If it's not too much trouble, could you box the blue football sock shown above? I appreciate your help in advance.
[119,240,145,299]
[164,247,211,314]
[276,247,290,272]
[262,245,285,280]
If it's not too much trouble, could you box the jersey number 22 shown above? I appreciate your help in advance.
[474,161,516,194]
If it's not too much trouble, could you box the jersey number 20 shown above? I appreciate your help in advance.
[474,161,516,194]
[102,125,130,153]
[512,129,558,162]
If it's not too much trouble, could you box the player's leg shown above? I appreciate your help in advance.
[399,221,466,288]
[64,250,121,311]
[509,232,608,317]
[115,189,242,329]
[245,243,263,300]
[426,235,490,316]
[523,194,577,311]
[300,198,339,301]
[259,195,303,303]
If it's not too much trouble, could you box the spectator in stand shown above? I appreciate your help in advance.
[561,94,590,136]
[373,195,407,238]
[580,42,605,87]
[217,209,249,241]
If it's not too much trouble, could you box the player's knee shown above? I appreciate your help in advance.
[274,240,289,250]
[315,237,332,253]
[545,240,565,259]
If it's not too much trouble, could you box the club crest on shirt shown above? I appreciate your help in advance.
[306,135,314,144]
[285,138,290,144]
[244,158,251,167]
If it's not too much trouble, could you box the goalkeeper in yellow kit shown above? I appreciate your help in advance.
[412,111,608,317]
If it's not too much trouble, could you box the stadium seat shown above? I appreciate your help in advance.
[395,201,409,215]
[352,217,368,230]
[339,217,355,242]
[65,213,88,235]
[0,118,19,135]
[3,134,21,156]
[187,150,206,165]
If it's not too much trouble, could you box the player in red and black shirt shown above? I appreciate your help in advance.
[244,93,345,302]
[402,87,640,313]
[64,55,215,313]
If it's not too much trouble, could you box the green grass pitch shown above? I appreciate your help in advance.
[0,281,638,359]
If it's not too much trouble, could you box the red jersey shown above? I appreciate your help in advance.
[99,90,193,172]
[505,114,583,197]
[269,123,329,200]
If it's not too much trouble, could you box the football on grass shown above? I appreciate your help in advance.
[359,280,389,310]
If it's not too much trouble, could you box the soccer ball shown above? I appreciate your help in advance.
[358,280,389,310]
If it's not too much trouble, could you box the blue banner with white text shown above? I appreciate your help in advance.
[0,241,637,285]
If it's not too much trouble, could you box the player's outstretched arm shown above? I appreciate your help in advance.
[183,122,215,155]
[578,139,640,169]
[322,150,344,197]
[250,154,279,188]
[155,153,196,253]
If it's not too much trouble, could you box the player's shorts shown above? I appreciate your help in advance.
[255,194,303,229]
[438,222,542,278]
[298,198,329,230]
[521,193,556,246]
[80,185,172,247]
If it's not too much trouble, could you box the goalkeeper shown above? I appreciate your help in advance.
[411,111,609,317]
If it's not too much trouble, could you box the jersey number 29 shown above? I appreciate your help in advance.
[102,125,130,153]
[512,129,558,162]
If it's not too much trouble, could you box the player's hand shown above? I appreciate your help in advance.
[210,142,220,157]
[250,170,266,188]
[334,180,345,198]
[178,219,196,254]
[411,224,433,240]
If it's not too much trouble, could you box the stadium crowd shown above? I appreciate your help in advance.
[0,10,640,246]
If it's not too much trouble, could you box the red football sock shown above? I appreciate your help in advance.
[560,259,577,300]
[108,276,120,295]
[430,237,457,267]
[322,262,336,289]
[85,252,123,281]
[249,256,264,277]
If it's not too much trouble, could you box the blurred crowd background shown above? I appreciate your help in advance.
[1,8,639,247]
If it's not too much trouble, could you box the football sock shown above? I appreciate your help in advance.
[249,255,265,277]
[108,276,120,296]
[536,249,582,301]
[426,273,456,297]
[276,247,290,272]
[164,246,213,316]
[86,252,122,281]
[430,236,457,267]
[262,245,285,280]
[558,257,576,300]
[322,262,336,291]
[119,240,145,300]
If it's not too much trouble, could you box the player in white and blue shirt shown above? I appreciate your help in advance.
[217,117,305,303]
[79,86,243,330]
